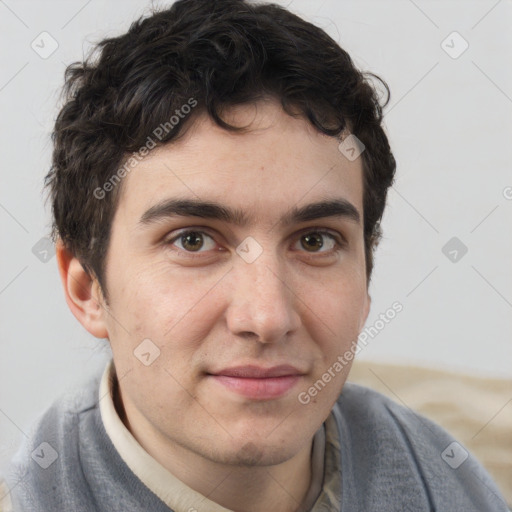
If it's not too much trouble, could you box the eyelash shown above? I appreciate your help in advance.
[164,228,346,259]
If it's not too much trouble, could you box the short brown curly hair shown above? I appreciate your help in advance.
[46,0,396,294]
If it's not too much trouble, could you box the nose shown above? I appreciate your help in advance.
[225,250,301,344]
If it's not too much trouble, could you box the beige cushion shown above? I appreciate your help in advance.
[348,360,512,506]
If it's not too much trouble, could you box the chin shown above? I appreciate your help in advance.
[208,434,303,467]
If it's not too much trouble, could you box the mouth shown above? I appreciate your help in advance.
[207,365,304,400]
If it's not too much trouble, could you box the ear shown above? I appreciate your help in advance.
[56,240,109,339]
[359,291,371,331]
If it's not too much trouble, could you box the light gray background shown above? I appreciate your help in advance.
[1,0,511,473]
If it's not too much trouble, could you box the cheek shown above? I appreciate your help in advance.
[112,259,219,328]
[302,276,367,357]
[105,261,228,376]
[297,282,364,412]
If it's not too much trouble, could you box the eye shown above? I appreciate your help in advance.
[294,231,342,253]
[167,230,217,253]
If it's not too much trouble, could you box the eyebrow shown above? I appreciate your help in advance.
[139,197,361,227]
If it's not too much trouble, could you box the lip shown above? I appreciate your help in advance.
[208,365,304,400]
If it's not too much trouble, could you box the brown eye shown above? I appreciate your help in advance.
[301,232,324,252]
[294,231,341,255]
[182,232,203,251]
[168,231,217,253]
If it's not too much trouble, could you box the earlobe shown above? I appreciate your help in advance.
[56,240,109,339]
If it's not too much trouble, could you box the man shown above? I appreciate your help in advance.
[2,0,509,510]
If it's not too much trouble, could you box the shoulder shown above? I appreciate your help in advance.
[3,363,106,511]
[333,382,509,511]
[18,362,104,449]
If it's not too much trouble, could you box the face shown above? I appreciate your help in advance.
[99,99,370,467]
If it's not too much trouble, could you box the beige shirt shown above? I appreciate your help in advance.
[0,480,12,512]
[99,359,342,511]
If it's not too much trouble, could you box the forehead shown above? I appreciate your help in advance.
[115,100,364,225]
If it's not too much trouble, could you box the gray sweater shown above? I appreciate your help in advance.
[3,366,509,511]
